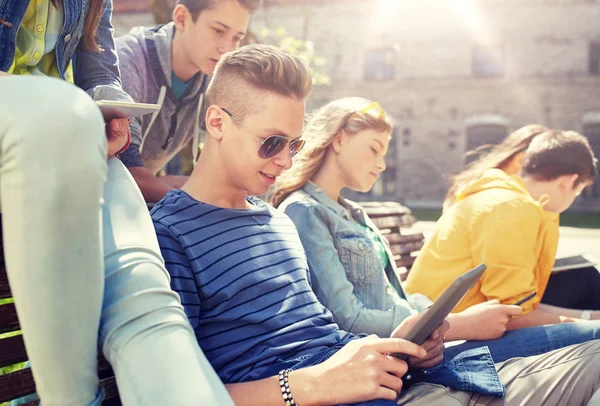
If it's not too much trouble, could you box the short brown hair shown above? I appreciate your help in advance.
[522,130,597,186]
[205,44,313,119]
[177,0,263,20]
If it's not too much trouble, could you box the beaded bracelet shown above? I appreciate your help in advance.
[278,369,297,406]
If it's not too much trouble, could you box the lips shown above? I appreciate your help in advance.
[260,171,277,185]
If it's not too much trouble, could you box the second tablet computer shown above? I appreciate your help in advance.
[391,263,487,360]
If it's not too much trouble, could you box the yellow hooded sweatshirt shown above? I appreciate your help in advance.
[404,169,559,314]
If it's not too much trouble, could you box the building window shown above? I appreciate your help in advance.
[590,42,600,75]
[583,122,600,197]
[402,128,411,147]
[364,48,395,81]
[465,124,508,165]
[473,46,504,77]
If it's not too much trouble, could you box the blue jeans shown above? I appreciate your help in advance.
[445,321,600,363]
[1,76,231,406]
[260,335,502,406]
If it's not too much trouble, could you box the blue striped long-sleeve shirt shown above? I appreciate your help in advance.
[151,190,345,383]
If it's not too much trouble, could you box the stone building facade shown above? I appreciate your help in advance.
[253,0,600,209]
[113,0,600,209]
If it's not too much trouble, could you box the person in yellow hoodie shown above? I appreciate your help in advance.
[405,129,599,329]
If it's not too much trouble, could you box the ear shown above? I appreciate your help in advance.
[513,152,525,172]
[205,105,226,141]
[559,174,579,194]
[173,4,190,32]
[331,131,347,154]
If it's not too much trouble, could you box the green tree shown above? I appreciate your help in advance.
[258,27,330,86]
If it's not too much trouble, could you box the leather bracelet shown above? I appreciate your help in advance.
[278,369,297,406]
[581,309,593,320]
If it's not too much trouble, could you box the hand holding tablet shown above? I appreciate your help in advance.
[391,264,487,360]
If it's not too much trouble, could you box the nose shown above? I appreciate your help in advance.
[218,39,238,54]
[273,145,293,170]
[376,156,386,172]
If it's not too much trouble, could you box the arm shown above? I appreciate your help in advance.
[508,303,600,329]
[153,221,201,328]
[125,163,177,203]
[226,336,426,406]
[470,202,542,314]
[74,0,131,102]
[445,300,523,341]
[285,203,415,337]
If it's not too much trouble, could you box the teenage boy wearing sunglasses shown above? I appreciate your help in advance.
[150,44,600,406]
[116,0,262,202]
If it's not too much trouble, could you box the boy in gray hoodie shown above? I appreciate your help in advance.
[117,0,262,202]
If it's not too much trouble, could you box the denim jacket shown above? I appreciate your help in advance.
[281,183,505,398]
[0,0,131,102]
[280,182,419,337]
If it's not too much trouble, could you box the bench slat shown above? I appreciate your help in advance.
[370,215,416,230]
[0,302,20,334]
[384,232,425,245]
[0,369,120,405]
[0,334,27,368]
[0,367,35,403]
[0,264,11,300]
[389,241,425,257]
[395,255,417,270]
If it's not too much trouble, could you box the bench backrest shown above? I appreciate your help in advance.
[360,202,424,280]
[0,218,122,405]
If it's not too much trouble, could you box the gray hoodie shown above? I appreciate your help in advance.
[116,23,209,175]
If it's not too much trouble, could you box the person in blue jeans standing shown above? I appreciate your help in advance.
[0,0,231,404]
[270,97,600,365]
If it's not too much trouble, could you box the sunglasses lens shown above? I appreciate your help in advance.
[259,136,287,158]
[289,139,306,157]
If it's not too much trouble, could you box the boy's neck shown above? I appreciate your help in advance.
[522,176,559,211]
[182,156,252,210]
[171,32,201,83]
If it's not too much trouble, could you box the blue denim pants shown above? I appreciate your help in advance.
[261,336,502,406]
[1,76,231,406]
[445,321,600,362]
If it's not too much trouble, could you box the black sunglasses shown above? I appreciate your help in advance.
[220,107,306,159]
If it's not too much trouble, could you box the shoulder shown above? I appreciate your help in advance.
[116,26,146,51]
[475,197,543,229]
[151,190,199,231]
[280,190,323,215]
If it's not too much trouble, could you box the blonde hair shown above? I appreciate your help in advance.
[444,124,547,209]
[268,97,393,207]
[205,44,313,120]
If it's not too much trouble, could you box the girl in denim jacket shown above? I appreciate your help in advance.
[0,1,231,404]
[269,97,600,365]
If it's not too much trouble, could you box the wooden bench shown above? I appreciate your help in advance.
[0,218,122,406]
[0,202,423,405]
[361,201,425,281]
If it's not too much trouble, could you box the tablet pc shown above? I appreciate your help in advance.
[96,100,161,120]
[391,263,487,360]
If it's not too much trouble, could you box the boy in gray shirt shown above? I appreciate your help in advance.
[117,0,262,202]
